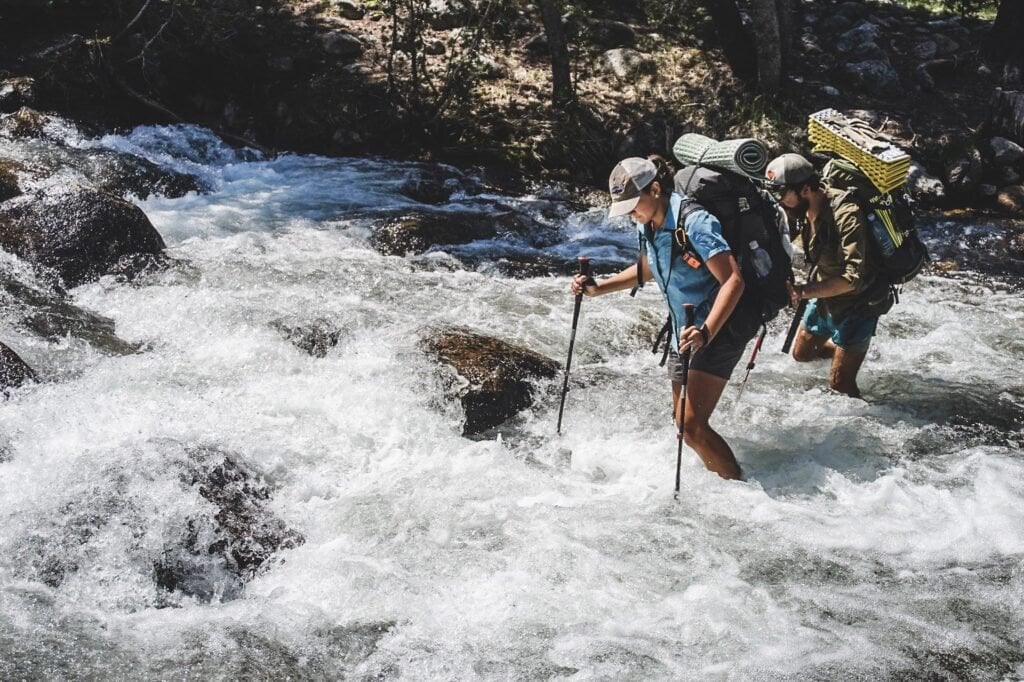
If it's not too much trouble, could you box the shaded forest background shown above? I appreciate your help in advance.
[1,0,1023,197]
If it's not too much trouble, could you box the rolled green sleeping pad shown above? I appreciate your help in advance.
[672,134,770,178]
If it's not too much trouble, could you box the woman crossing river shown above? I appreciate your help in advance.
[571,156,761,480]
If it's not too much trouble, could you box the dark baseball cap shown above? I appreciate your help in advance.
[765,153,815,187]
[608,157,657,217]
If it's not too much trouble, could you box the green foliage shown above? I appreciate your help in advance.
[894,0,996,18]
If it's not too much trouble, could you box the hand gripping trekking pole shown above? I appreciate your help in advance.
[556,257,592,435]
[674,304,696,499]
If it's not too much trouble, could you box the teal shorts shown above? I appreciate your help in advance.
[802,299,879,353]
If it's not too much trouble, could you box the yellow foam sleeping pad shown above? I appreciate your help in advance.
[808,108,911,194]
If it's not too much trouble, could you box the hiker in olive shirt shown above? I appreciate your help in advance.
[765,153,891,398]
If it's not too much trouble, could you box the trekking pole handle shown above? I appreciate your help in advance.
[578,256,592,276]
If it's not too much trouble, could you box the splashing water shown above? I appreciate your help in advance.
[1,124,1022,679]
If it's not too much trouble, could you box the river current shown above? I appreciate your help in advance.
[1,124,1022,679]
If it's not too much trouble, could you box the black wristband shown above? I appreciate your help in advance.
[698,324,710,345]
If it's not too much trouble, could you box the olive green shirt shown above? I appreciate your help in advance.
[801,188,879,319]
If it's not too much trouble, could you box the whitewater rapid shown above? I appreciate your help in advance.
[1,125,1022,679]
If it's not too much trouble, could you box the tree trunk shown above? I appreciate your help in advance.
[987,0,1024,86]
[537,0,574,109]
[776,0,796,75]
[988,89,1024,145]
[700,0,757,83]
[749,0,782,90]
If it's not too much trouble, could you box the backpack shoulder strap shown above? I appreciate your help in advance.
[672,198,706,268]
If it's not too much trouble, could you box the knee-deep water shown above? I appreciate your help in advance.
[1,124,1022,680]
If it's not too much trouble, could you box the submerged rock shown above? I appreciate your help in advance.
[0,341,36,393]
[273,317,342,358]
[155,447,305,603]
[0,188,166,287]
[421,326,559,435]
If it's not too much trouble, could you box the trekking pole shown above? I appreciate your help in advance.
[674,304,696,500]
[782,266,815,355]
[781,299,807,354]
[556,256,592,435]
[734,323,767,407]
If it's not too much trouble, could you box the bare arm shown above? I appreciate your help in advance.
[571,255,653,297]
[679,251,744,352]
[796,276,855,301]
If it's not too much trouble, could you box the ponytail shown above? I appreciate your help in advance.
[646,154,676,197]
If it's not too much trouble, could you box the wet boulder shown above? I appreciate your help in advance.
[1,264,139,354]
[0,77,37,113]
[0,341,36,393]
[0,188,166,287]
[80,148,205,200]
[0,159,24,201]
[0,107,54,140]
[370,211,497,256]
[155,447,305,603]
[421,326,559,435]
[398,165,463,204]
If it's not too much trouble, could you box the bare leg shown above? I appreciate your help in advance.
[828,346,868,398]
[791,326,834,362]
[671,370,741,480]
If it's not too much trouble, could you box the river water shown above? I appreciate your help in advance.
[1,124,1022,679]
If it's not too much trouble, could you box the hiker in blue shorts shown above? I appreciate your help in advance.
[766,153,891,398]
[571,156,758,480]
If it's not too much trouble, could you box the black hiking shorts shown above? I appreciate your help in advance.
[667,306,762,382]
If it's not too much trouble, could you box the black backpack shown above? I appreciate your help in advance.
[672,165,793,323]
[823,157,930,288]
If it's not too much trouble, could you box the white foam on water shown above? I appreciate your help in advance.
[1,124,1022,679]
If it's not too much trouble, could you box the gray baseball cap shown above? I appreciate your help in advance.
[765,153,815,187]
[608,157,657,217]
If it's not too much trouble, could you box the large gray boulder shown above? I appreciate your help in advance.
[421,326,559,435]
[603,49,654,79]
[988,137,1024,167]
[844,59,901,98]
[837,21,886,61]
[0,188,166,287]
